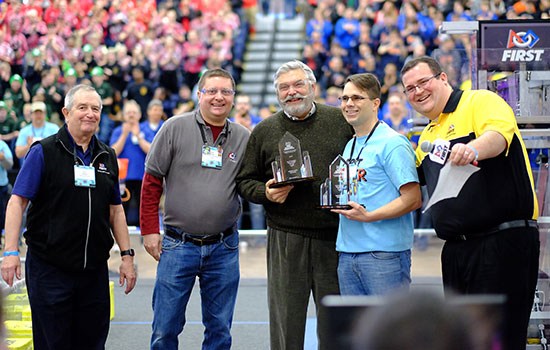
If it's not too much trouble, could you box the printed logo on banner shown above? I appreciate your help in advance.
[502,29,544,62]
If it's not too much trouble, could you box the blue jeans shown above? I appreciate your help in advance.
[151,226,240,350]
[337,250,411,295]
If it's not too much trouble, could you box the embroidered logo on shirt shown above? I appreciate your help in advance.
[228,152,237,162]
[97,163,110,174]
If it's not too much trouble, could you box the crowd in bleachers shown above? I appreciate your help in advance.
[302,0,549,114]
[0,0,251,144]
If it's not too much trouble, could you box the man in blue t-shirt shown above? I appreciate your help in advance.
[15,101,59,165]
[332,73,421,296]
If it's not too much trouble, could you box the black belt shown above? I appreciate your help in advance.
[455,219,538,241]
[164,225,235,246]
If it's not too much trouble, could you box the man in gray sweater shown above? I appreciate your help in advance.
[237,60,354,349]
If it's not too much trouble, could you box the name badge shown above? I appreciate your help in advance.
[74,165,96,188]
[201,145,223,169]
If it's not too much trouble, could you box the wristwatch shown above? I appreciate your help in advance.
[120,249,135,257]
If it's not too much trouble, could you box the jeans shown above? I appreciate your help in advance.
[337,250,411,295]
[151,226,240,350]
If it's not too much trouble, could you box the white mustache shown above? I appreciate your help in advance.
[283,93,306,103]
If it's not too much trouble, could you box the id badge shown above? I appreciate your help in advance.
[201,145,223,169]
[74,165,96,188]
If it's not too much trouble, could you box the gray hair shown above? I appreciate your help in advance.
[123,100,141,115]
[273,60,316,88]
[64,84,103,112]
[147,99,164,111]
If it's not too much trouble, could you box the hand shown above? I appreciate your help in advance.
[119,256,136,294]
[332,201,371,222]
[265,179,293,203]
[131,124,140,136]
[1,256,22,286]
[121,122,132,135]
[143,234,162,261]
[449,143,477,166]
[27,136,33,146]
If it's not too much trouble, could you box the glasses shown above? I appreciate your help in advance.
[337,95,375,104]
[277,80,309,93]
[403,73,441,96]
[200,88,235,96]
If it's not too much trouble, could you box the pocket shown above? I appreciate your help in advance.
[370,251,400,260]
[223,232,239,250]
[162,234,182,250]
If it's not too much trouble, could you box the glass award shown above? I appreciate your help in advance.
[270,132,318,188]
[317,155,352,209]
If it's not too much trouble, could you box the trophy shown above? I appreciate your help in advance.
[270,132,318,188]
[317,155,352,209]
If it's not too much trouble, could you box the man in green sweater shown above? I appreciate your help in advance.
[236,60,354,349]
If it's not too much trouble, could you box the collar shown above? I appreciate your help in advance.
[283,102,316,121]
[59,124,96,153]
[195,109,230,137]
[442,89,464,114]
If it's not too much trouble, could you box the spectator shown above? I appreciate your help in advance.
[158,35,183,95]
[379,63,400,108]
[231,94,265,230]
[17,102,32,130]
[381,92,415,147]
[377,27,407,71]
[0,101,19,145]
[90,66,115,143]
[124,66,154,118]
[15,101,59,162]
[446,0,473,21]
[6,18,28,76]
[182,29,208,89]
[3,74,30,119]
[334,7,361,53]
[31,69,64,122]
[306,8,333,51]
[110,100,158,226]
[38,23,66,68]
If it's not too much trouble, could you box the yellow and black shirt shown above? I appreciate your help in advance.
[416,89,538,239]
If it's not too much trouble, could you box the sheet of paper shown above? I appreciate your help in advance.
[423,163,480,213]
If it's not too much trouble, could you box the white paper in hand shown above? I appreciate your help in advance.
[423,163,480,213]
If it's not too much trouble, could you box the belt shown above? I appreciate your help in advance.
[164,225,235,246]
[455,219,538,241]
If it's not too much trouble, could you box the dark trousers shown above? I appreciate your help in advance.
[123,179,142,226]
[267,227,340,350]
[441,227,540,350]
[25,249,110,350]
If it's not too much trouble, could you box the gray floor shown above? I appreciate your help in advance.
[105,275,443,350]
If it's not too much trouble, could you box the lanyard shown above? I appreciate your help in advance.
[197,120,227,147]
[349,120,380,165]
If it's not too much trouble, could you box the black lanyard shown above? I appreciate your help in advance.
[198,120,227,147]
[348,121,380,165]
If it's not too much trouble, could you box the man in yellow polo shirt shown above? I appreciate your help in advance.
[401,56,539,350]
